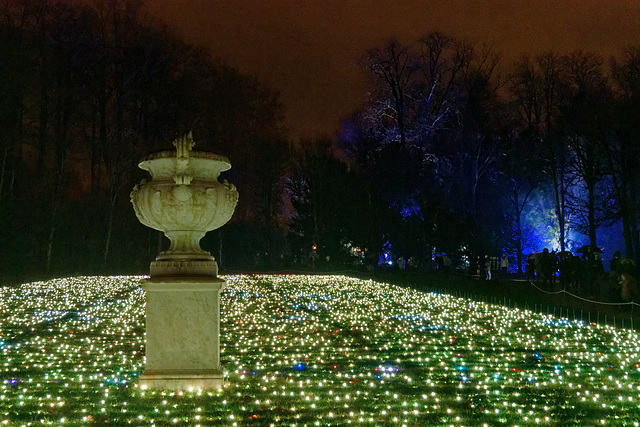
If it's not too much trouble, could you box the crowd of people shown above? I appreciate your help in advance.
[298,244,638,305]
[523,249,637,303]
[466,249,637,303]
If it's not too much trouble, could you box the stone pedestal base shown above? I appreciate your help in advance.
[140,278,226,391]
[139,370,224,391]
[150,258,218,278]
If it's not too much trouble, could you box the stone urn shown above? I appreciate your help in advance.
[131,132,238,277]
[131,132,238,390]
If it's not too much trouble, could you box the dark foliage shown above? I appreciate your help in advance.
[0,3,639,280]
[0,0,285,281]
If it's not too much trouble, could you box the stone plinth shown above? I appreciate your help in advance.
[139,278,226,391]
[131,133,238,391]
[150,258,218,278]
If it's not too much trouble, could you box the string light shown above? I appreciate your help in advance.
[0,274,639,424]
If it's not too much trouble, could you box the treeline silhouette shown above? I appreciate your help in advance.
[0,0,287,281]
[1,0,639,282]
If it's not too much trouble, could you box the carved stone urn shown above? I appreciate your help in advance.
[131,131,238,277]
[131,132,238,391]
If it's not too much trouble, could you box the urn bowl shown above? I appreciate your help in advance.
[131,148,239,270]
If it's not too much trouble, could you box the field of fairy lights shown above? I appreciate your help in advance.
[1,274,640,425]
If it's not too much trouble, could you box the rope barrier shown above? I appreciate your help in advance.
[223,268,367,276]
[221,269,637,330]
[527,282,565,295]
[528,280,640,307]
[223,268,640,309]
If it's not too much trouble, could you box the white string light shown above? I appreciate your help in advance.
[0,274,639,424]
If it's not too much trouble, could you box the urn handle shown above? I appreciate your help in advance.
[173,132,194,185]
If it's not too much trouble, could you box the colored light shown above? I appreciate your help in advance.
[0,274,638,424]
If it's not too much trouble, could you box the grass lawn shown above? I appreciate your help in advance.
[1,274,640,425]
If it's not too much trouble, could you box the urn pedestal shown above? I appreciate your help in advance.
[138,279,226,390]
[131,132,238,391]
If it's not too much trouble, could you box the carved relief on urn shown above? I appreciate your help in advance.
[130,132,238,277]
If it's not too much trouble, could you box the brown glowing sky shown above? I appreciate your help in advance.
[146,0,640,139]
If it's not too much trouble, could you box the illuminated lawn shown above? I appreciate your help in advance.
[1,275,640,426]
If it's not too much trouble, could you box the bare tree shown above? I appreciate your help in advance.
[510,53,571,252]
[560,51,612,247]
[415,32,472,144]
[362,38,418,147]
[608,45,640,261]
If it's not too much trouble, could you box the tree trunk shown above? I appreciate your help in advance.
[45,150,67,273]
[622,211,634,259]
[0,147,6,199]
[631,221,640,273]
[45,203,58,273]
[102,192,117,270]
[510,183,523,273]
[552,168,566,252]
[588,182,597,247]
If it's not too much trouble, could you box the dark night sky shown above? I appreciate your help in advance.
[146,0,640,140]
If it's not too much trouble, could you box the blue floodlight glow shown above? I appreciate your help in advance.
[394,198,423,221]
[378,241,394,266]
[518,189,626,267]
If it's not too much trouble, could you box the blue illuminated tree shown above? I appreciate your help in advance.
[362,38,418,148]
[510,53,571,252]
[559,51,613,248]
[352,33,505,262]
[499,126,546,273]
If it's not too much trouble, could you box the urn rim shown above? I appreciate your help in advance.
[140,149,231,165]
